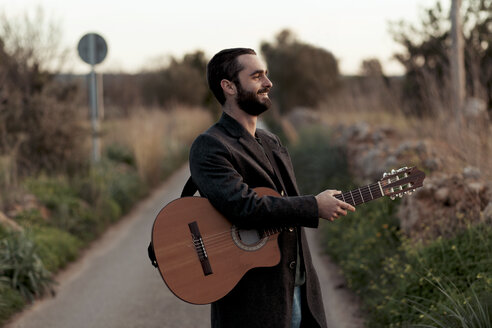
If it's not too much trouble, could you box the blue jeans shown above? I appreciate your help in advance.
[291,286,302,328]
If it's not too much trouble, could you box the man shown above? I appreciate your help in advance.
[189,48,355,328]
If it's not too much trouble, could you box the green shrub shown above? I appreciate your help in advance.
[0,230,54,301]
[290,125,351,194]
[0,284,25,326]
[408,279,491,328]
[107,166,146,213]
[24,173,118,242]
[290,125,492,327]
[13,209,46,228]
[105,143,136,167]
[31,227,82,273]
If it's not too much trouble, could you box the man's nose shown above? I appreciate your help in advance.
[263,76,273,89]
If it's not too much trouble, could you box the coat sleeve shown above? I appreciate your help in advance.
[189,133,319,229]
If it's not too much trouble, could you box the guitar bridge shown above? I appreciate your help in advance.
[188,221,213,276]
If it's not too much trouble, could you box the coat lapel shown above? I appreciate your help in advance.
[272,146,301,196]
[218,113,275,178]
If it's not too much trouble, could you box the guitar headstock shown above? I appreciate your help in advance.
[379,166,426,200]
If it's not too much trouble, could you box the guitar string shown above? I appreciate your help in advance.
[335,184,382,206]
[160,182,404,253]
[201,183,384,243]
[160,184,385,253]
[197,225,285,246]
[161,237,280,268]
[159,180,415,261]
[338,184,382,206]
[195,183,383,244]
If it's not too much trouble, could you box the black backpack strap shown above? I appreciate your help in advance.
[181,176,199,197]
[148,242,158,268]
[148,176,198,268]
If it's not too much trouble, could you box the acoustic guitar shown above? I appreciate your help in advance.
[151,166,425,304]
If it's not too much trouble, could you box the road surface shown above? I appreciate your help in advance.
[6,166,363,328]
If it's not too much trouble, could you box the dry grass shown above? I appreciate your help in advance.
[413,113,491,179]
[317,77,491,180]
[102,106,212,185]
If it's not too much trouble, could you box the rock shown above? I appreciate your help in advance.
[423,158,441,171]
[287,107,320,129]
[464,97,488,121]
[384,155,398,170]
[359,147,386,180]
[395,142,411,157]
[0,211,23,231]
[435,187,450,203]
[463,166,481,180]
[467,182,485,194]
[415,141,427,155]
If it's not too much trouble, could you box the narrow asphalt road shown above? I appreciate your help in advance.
[6,166,363,328]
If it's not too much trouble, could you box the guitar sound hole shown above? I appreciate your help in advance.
[237,229,261,245]
[231,226,268,251]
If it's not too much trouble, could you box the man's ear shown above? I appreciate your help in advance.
[220,79,236,96]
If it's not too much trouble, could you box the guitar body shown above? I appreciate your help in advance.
[151,187,281,305]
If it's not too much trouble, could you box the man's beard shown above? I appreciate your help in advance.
[235,84,272,116]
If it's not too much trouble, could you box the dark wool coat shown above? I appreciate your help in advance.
[189,113,328,328]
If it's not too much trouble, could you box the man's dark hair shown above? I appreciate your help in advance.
[207,48,256,105]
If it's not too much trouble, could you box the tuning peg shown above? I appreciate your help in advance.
[390,195,396,200]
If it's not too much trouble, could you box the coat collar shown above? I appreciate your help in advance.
[218,112,275,178]
[218,112,251,139]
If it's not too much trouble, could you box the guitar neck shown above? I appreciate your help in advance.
[262,183,384,237]
[334,182,384,206]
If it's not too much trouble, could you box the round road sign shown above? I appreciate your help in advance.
[77,33,108,65]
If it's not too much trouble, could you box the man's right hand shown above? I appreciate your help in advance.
[315,190,356,221]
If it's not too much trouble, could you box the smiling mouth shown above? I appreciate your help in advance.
[258,89,270,96]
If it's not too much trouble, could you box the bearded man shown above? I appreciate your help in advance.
[189,48,354,328]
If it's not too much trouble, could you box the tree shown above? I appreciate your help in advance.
[260,29,340,113]
[0,8,84,175]
[390,0,492,116]
[140,50,210,109]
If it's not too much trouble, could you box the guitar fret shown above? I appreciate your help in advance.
[377,181,384,197]
[349,190,355,206]
[359,188,365,203]
[368,185,374,200]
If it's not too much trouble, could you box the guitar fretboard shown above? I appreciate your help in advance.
[334,183,384,206]
[260,183,385,237]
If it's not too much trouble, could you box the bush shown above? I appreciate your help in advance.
[0,284,25,326]
[290,125,492,327]
[0,9,86,175]
[289,125,351,194]
[0,230,54,301]
[24,175,99,242]
[105,143,135,167]
[31,226,82,273]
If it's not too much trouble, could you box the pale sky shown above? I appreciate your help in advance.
[0,0,441,75]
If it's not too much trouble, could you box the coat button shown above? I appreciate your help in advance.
[289,261,296,269]
[288,227,294,232]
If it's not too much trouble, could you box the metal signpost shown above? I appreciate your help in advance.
[77,33,108,163]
